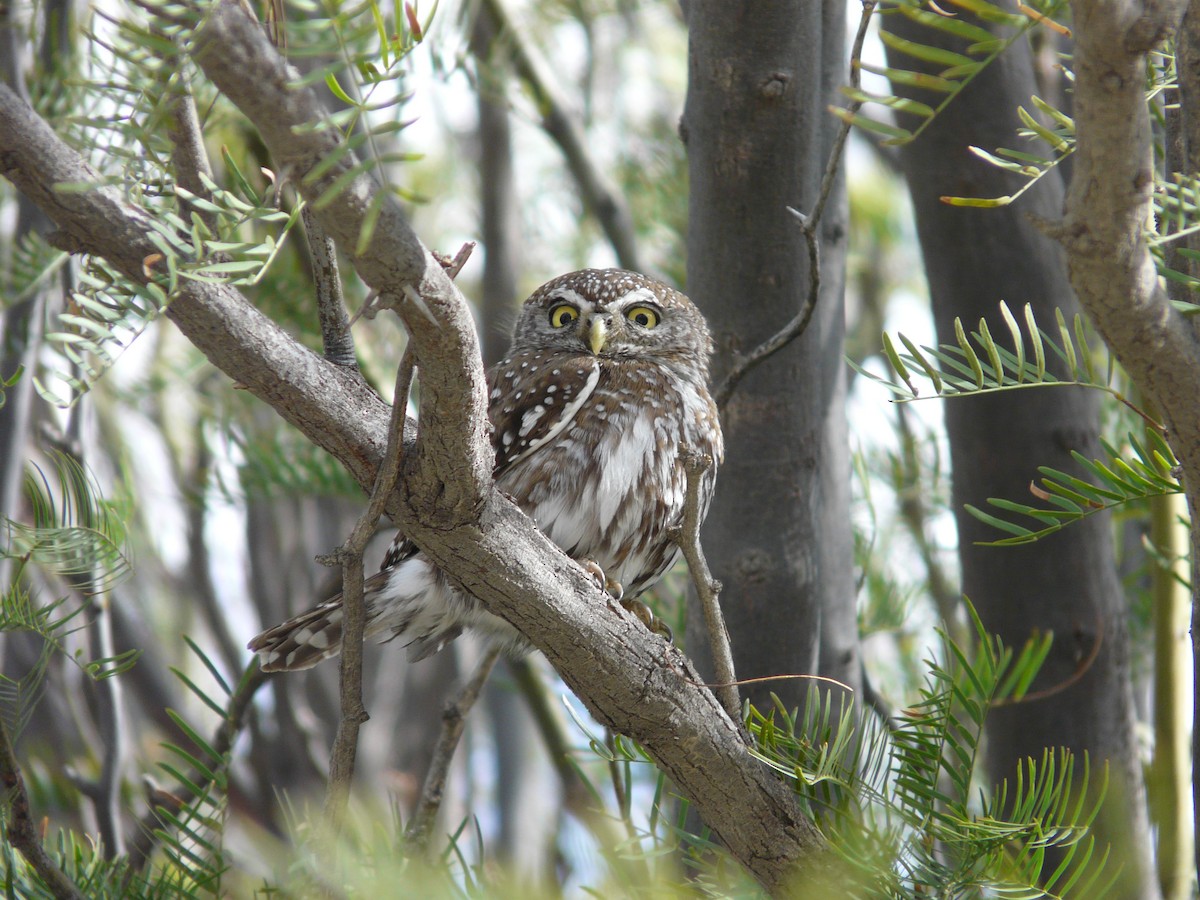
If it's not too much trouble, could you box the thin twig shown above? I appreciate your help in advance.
[716,211,822,409]
[811,0,875,231]
[407,645,502,855]
[0,718,85,899]
[319,243,475,828]
[164,72,217,235]
[125,662,270,877]
[668,448,739,718]
[163,56,247,677]
[63,387,126,859]
[476,0,640,271]
[434,242,475,280]
[714,0,876,409]
[304,206,357,368]
[892,403,965,649]
[320,346,416,835]
[604,729,633,836]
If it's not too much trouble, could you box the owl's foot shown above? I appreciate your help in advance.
[580,559,624,600]
[620,598,674,642]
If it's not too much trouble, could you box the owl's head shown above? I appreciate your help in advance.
[511,269,712,374]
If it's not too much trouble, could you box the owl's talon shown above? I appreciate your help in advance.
[580,559,606,592]
[620,597,655,629]
[579,559,624,600]
[619,598,673,642]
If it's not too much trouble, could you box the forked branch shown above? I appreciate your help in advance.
[715,0,876,408]
[669,448,739,718]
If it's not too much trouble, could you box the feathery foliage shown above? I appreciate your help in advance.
[750,605,1115,898]
[852,301,1126,407]
[854,303,1187,544]
[0,452,137,742]
[30,0,432,407]
[835,0,1067,146]
[965,431,1181,546]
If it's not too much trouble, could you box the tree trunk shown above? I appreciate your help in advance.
[885,11,1157,898]
[682,0,855,717]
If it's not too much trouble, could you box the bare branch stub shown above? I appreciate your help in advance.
[321,347,416,836]
[669,446,739,719]
[304,207,357,368]
[433,241,476,281]
[407,645,502,855]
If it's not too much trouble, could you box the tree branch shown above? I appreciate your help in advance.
[669,449,739,719]
[406,644,502,855]
[1059,3,1198,886]
[1061,2,1200,457]
[321,347,415,836]
[0,4,831,887]
[304,207,358,367]
[475,0,641,272]
[0,718,85,900]
[714,0,874,408]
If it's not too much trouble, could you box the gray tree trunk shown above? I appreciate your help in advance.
[681,0,855,717]
[470,5,520,368]
[885,13,1157,899]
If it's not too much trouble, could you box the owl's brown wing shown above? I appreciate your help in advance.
[373,352,597,577]
[380,533,420,571]
[488,351,600,477]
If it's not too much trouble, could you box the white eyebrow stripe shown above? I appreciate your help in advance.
[615,287,659,307]
[547,288,587,306]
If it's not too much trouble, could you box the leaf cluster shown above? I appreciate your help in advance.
[750,606,1116,898]
[836,0,1068,149]
[856,302,1184,545]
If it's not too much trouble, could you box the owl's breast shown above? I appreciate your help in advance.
[497,359,717,597]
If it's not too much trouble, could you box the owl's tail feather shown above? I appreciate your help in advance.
[249,557,529,672]
[248,562,470,672]
[249,600,345,672]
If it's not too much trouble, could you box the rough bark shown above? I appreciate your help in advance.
[885,9,1157,897]
[0,3,831,891]
[682,0,856,717]
[1057,0,1198,889]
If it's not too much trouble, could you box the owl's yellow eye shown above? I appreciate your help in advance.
[625,306,660,329]
[549,304,579,328]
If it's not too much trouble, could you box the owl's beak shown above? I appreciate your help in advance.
[587,316,608,355]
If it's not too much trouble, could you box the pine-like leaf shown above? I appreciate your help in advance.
[838,0,1068,147]
[966,434,1181,545]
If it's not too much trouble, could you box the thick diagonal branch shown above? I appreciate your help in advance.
[0,5,830,888]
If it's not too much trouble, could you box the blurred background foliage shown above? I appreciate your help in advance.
[0,0,1178,896]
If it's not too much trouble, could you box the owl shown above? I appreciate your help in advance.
[249,268,723,672]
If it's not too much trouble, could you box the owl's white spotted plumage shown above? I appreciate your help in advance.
[249,268,723,672]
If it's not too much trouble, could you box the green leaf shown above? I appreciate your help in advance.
[964,503,1035,538]
[879,28,976,71]
[829,106,913,142]
[858,62,957,93]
